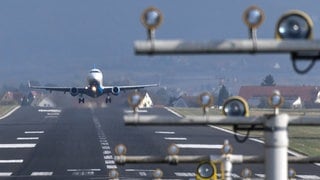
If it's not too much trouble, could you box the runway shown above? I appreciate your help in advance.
[0,105,319,179]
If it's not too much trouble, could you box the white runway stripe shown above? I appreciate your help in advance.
[17,137,39,140]
[176,144,222,149]
[0,144,36,148]
[67,169,101,172]
[0,159,23,163]
[296,175,320,179]
[175,172,196,177]
[24,131,44,134]
[31,172,53,176]
[155,131,175,134]
[164,137,187,141]
[0,172,12,176]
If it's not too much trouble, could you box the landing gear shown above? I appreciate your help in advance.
[106,96,111,103]
[78,98,85,104]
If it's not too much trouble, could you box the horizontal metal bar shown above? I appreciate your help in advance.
[115,155,320,164]
[124,114,320,126]
[134,39,320,55]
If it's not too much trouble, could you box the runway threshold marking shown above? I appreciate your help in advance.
[0,144,36,148]
[176,144,223,149]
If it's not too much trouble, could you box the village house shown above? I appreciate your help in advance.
[238,86,320,108]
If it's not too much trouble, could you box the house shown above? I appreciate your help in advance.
[238,86,320,108]
[138,93,153,108]
[37,97,56,108]
[1,91,24,105]
[171,95,199,108]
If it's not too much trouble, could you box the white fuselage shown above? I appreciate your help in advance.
[86,68,104,97]
[87,68,103,86]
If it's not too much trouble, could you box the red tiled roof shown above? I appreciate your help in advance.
[238,86,319,103]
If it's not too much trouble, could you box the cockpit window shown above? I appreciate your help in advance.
[90,70,100,73]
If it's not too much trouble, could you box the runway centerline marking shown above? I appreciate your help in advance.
[24,131,44,134]
[155,131,175,134]
[0,172,12,176]
[91,108,117,170]
[0,159,23,163]
[164,137,187,141]
[17,137,39,140]
[0,144,36,148]
[31,172,53,176]
[67,169,101,172]
[176,144,222,149]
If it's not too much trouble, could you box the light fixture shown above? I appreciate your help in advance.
[222,96,249,117]
[115,144,127,156]
[141,7,163,30]
[128,92,142,110]
[196,162,215,179]
[275,10,313,40]
[268,90,284,108]
[243,6,265,29]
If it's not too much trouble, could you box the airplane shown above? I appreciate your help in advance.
[29,67,158,104]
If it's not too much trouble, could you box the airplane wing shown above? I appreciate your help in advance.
[28,83,87,94]
[103,83,158,94]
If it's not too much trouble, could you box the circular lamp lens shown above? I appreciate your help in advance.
[141,7,163,30]
[153,168,163,178]
[197,162,214,178]
[109,169,119,178]
[128,92,142,108]
[223,99,246,116]
[168,144,179,155]
[268,92,284,108]
[115,144,127,156]
[241,168,252,178]
[288,168,296,178]
[199,92,213,107]
[222,143,233,155]
[243,6,265,28]
[276,11,313,39]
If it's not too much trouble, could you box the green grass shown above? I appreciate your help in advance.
[0,104,19,118]
[171,107,320,156]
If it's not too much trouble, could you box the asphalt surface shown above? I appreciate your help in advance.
[0,104,319,179]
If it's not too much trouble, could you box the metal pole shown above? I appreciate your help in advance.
[134,39,320,55]
[221,155,233,180]
[264,114,289,180]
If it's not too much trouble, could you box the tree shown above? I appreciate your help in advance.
[217,85,229,106]
[261,74,276,86]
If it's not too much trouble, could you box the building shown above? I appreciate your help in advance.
[37,97,56,108]
[238,86,320,108]
[138,93,153,108]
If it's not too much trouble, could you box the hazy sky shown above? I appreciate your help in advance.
[0,1,320,93]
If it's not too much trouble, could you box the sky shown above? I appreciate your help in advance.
[0,1,320,94]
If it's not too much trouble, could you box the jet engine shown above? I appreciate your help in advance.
[70,87,79,96]
[111,86,120,96]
